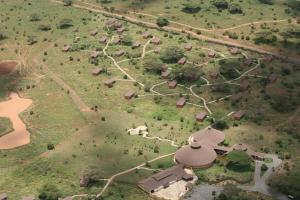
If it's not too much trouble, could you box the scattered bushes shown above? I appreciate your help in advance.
[156,17,169,27]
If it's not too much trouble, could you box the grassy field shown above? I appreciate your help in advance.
[0,0,299,199]
[0,117,13,137]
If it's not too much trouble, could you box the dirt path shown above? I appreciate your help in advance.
[57,0,300,65]
[93,153,175,199]
[33,58,90,112]
[103,36,145,87]
[0,93,32,149]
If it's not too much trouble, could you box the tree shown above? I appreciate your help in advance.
[0,31,6,40]
[258,0,274,5]
[27,36,38,45]
[182,3,201,13]
[156,17,169,27]
[57,19,73,29]
[226,151,252,171]
[38,24,52,31]
[29,13,40,21]
[160,46,184,63]
[219,59,241,79]
[38,184,62,200]
[228,4,243,14]
[63,0,73,6]
[212,120,229,130]
[254,31,277,44]
[143,56,164,74]
[174,66,202,82]
[212,0,229,10]
[121,34,133,46]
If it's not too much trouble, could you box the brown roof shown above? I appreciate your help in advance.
[22,196,35,200]
[185,43,192,51]
[209,71,219,79]
[143,32,152,39]
[0,193,7,200]
[268,74,277,83]
[244,58,252,66]
[139,165,189,193]
[151,37,161,44]
[240,80,250,91]
[92,67,104,75]
[178,57,187,65]
[214,145,232,153]
[229,47,239,54]
[62,45,70,52]
[90,51,101,59]
[232,110,246,120]
[132,41,141,48]
[208,51,215,57]
[175,142,217,168]
[115,49,125,57]
[196,112,207,121]
[230,93,242,102]
[104,78,116,86]
[124,90,135,99]
[161,70,170,78]
[191,127,225,147]
[168,80,177,88]
[154,47,161,53]
[90,29,98,36]
[233,143,248,151]
[117,27,125,33]
[100,36,107,43]
[176,97,186,107]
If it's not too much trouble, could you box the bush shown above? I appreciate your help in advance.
[226,151,252,171]
[47,143,55,150]
[38,184,62,200]
[29,13,40,21]
[143,56,164,74]
[182,3,201,13]
[57,19,73,29]
[160,46,184,63]
[38,24,52,31]
[0,31,6,40]
[121,34,133,46]
[63,0,73,6]
[212,0,229,10]
[228,4,243,14]
[261,164,268,171]
[156,17,169,27]
[212,120,229,130]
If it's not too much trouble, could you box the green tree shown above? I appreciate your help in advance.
[29,13,40,21]
[160,46,184,63]
[57,19,73,29]
[121,34,133,46]
[0,31,6,40]
[143,56,164,74]
[229,4,243,14]
[212,0,229,10]
[219,59,241,79]
[63,0,73,6]
[226,151,252,171]
[156,17,169,27]
[182,3,201,13]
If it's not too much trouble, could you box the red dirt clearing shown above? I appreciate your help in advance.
[0,60,19,75]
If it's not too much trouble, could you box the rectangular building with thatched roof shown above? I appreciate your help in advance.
[0,193,7,200]
[176,97,186,108]
[124,90,136,100]
[196,112,207,122]
[104,78,116,88]
[138,165,192,193]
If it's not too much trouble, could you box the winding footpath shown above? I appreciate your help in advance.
[53,0,300,65]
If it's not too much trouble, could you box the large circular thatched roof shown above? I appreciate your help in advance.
[175,142,217,168]
[191,127,225,147]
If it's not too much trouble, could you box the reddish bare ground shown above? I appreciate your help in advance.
[0,93,32,149]
[0,60,18,75]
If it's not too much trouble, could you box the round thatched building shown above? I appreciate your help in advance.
[190,127,225,147]
[175,142,217,168]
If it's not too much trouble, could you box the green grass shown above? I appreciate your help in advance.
[0,117,13,137]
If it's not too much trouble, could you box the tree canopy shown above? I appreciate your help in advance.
[160,46,184,63]
[143,56,164,74]
[226,150,252,171]
[182,3,201,13]
[156,17,169,27]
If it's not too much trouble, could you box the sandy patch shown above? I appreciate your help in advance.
[153,169,198,200]
[0,92,32,149]
[128,125,148,137]
[0,60,19,75]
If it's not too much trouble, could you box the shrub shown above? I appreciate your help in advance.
[38,184,62,200]
[160,46,184,63]
[156,17,169,27]
[63,0,73,6]
[57,19,73,29]
[226,151,252,171]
